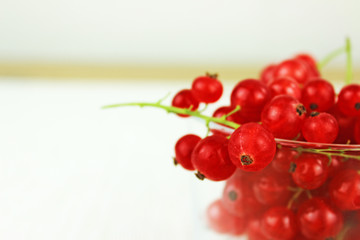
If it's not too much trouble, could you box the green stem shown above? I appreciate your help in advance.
[287,188,304,209]
[345,37,353,85]
[317,47,346,71]
[293,146,360,160]
[102,102,241,129]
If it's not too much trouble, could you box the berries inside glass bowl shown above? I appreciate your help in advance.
[104,39,360,239]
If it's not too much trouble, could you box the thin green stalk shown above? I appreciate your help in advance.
[102,102,241,129]
[293,146,360,160]
[345,37,353,85]
[287,188,304,209]
[317,47,346,71]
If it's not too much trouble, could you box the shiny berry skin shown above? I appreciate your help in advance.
[273,59,309,85]
[297,197,343,240]
[328,104,356,144]
[191,74,223,103]
[212,106,244,125]
[252,168,291,206]
[261,206,298,240]
[228,123,276,172]
[230,79,270,120]
[329,169,360,211]
[247,217,267,240]
[337,84,360,117]
[206,199,247,236]
[261,95,306,139]
[174,134,201,171]
[260,64,276,85]
[302,112,339,143]
[301,78,335,112]
[222,174,263,217]
[295,54,320,79]
[191,135,235,181]
[171,89,199,117]
[355,118,360,144]
[271,146,298,173]
[291,153,329,190]
[268,77,301,100]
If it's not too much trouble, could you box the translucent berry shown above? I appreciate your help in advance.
[171,89,199,117]
[228,123,276,172]
[337,84,360,117]
[301,78,335,112]
[260,64,276,85]
[261,95,306,139]
[273,59,309,85]
[301,112,339,143]
[191,74,223,103]
[268,77,301,100]
[191,135,235,181]
[174,134,201,171]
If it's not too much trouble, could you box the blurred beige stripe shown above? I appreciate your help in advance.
[0,62,357,82]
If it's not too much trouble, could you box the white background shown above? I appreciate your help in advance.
[0,0,360,66]
[0,78,247,240]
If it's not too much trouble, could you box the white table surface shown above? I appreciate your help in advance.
[0,78,246,240]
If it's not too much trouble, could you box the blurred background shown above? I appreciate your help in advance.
[0,0,359,239]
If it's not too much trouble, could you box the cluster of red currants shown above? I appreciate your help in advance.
[171,53,360,239]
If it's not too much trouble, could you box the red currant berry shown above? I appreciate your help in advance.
[271,146,298,173]
[273,59,309,85]
[268,77,301,100]
[301,78,335,112]
[328,156,344,179]
[329,169,360,211]
[191,135,235,181]
[261,95,306,139]
[171,89,199,117]
[222,174,263,217]
[297,197,343,239]
[212,106,244,125]
[206,199,247,235]
[295,54,320,79]
[230,79,270,121]
[174,134,201,171]
[301,112,339,143]
[260,64,276,85]
[261,206,298,240]
[328,104,356,144]
[252,168,291,206]
[337,84,360,117]
[291,153,329,190]
[228,123,276,172]
[191,74,223,103]
[355,118,360,144]
[247,216,268,240]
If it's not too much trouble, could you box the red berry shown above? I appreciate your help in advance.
[261,95,306,139]
[228,123,276,172]
[297,197,343,240]
[260,64,276,85]
[261,206,298,240]
[273,59,309,85]
[212,106,244,125]
[206,199,247,235]
[328,104,356,144]
[271,146,298,173]
[252,168,291,206]
[268,77,301,100]
[191,74,223,103]
[222,174,263,217]
[291,153,329,190]
[355,118,360,144]
[231,79,270,121]
[171,89,199,117]
[174,134,201,171]
[329,169,360,211]
[295,54,320,79]
[191,135,235,181]
[301,78,335,112]
[247,217,268,240]
[337,84,360,117]
[301,112,339,143]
